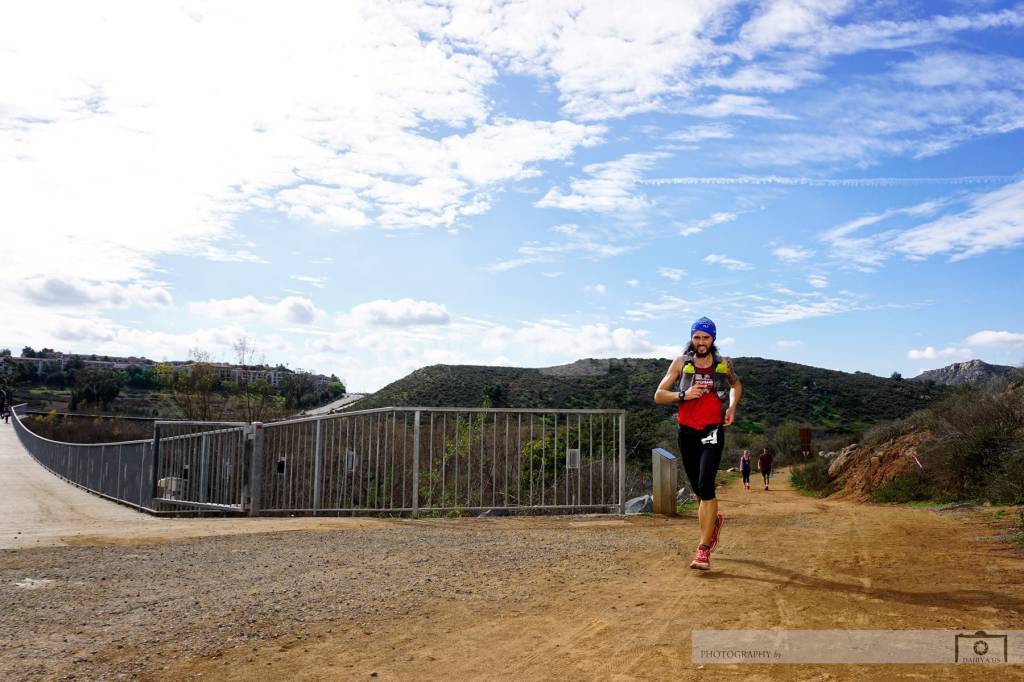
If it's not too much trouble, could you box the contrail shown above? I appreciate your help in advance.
[641,175,1019,188]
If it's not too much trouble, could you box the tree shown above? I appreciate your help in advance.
[228,337,280,422]
[891,372,903,381]
[21,346,36,358]
[483,383,509,408]
[69,367,123,411]
[156,348,228,421]
[0,348,11,357]
[280,370,317,410]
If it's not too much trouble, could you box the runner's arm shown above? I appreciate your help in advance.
[654,357,685,405]
[723,358,742,426]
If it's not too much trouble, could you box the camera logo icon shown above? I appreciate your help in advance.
[955,631,1007,663]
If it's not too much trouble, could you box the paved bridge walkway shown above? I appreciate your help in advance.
[0,421,158,548]
[0,421,397,549]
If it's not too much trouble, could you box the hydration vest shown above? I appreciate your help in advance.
[676,350,731,403]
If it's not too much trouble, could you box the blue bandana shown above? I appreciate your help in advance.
[690,316,716,342]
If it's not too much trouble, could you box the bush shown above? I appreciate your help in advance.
[790,457,834,496]
[918,382,1024,503]
[870,471,933,503]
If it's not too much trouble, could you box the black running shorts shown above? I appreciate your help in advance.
[677,423,724,500]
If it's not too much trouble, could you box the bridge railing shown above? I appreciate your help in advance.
[255,407,627,516]
[10,404,627,517]
[10,404,158,512]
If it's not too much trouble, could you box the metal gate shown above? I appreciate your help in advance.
[151,421,250,512]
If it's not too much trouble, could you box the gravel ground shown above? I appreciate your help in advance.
[0,518,648,681]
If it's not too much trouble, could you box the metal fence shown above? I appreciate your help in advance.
[11,404,158,512]
[151,421,250,512]
[11,404,627,516]
[255,407,626,515]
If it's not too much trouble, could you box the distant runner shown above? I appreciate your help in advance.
[654,316,742,571]
[740,450,751,490]
[758,447,773,490]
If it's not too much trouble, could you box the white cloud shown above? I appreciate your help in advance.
[643,175,1015,188]
[487,225,635,272]
[189,296,322,325]
[624,295,692,320]
[19,277,173,309]
[964,330,1024,347]
[678,212,737,236]
[892,51,1024,90]
[687,94,795,119]
[625,279,640,287]
[733,0,852,58]
[658,267,686,282]
[708,61,822,93]
[703,253,753,271]
[773,246,813,262]
[290,275,328,289]
[536,153,666,213]
[445,1,729,120]
[807,275,828,289]
[776,339,803,348]
[349,299,450,327]
[585,283,607,294]
[894,180,1024,261]
[665,123,734,143]
[907,346,972,360]
[1,3,608,298]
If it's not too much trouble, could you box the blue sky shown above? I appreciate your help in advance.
[2,1,1023,391]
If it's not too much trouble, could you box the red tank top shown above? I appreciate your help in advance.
[677,362,723,429]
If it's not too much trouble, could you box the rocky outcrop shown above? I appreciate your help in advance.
[912,359,1017,386]
[827,444,859,478]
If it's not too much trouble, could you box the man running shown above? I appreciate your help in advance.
[654,317,742,571]
[758,447,773,490]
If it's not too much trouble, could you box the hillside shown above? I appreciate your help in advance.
[800,377,1024,504]
[348,357,946,433]
[911,358,1019,386]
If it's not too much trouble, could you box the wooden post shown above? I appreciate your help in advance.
[652,447,678,516]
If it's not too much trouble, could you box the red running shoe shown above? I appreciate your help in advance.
[690,544,710,570]
[709,512,724,553]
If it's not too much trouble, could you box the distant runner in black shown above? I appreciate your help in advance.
[758,447,773,491]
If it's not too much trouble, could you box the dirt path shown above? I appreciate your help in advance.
[170,478,1024,681]
[2,420,1023,680]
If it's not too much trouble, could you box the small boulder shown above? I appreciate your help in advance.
[624,494,654,514]
[827,444,859,478]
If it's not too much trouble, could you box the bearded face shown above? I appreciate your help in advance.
[691,331,713,357]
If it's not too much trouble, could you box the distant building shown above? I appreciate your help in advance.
[11,349,332,387]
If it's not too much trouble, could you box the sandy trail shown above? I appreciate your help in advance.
[169,481,1024,681]
[2,420,1023,680]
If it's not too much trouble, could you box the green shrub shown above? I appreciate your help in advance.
[790,457,834,497]
[918,383,1024,503]
[871,471,933,503]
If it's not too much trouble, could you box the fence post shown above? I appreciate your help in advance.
[248,423,264,516]
[199,434,210,503]
[652,448,678,516]
[313,418,324,515]
[150,423,162,505]
[618,411,626,514]
[412,410,421,518]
